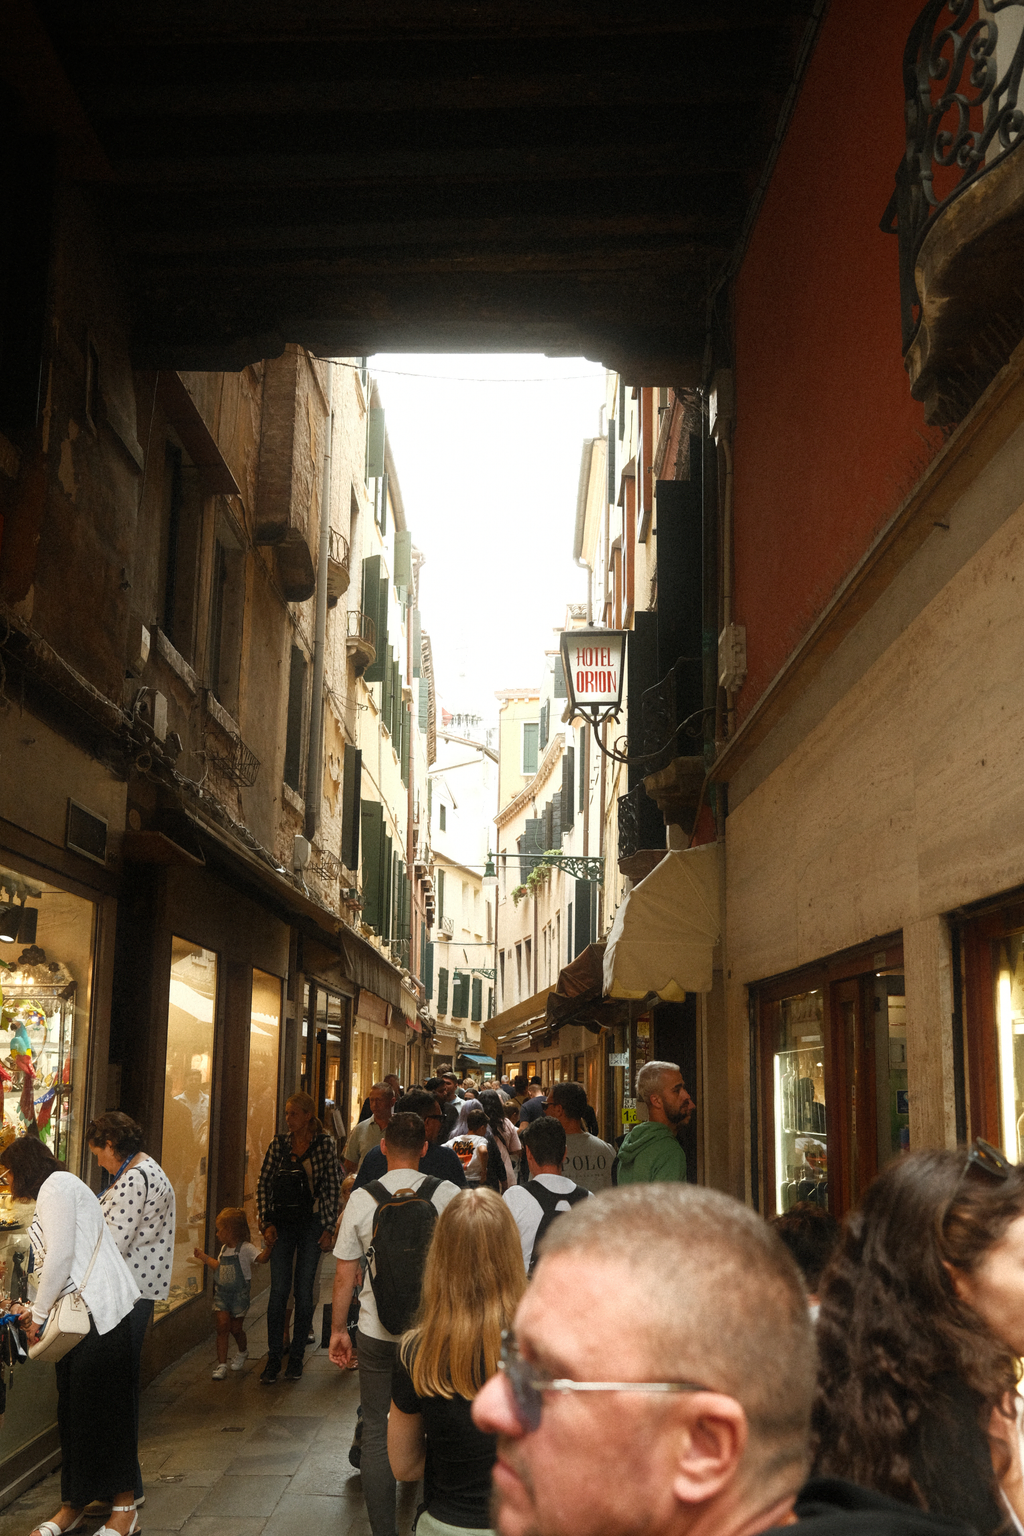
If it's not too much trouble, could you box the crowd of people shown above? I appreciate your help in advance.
[5,1059,1024,1536]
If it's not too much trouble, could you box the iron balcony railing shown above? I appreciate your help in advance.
[346,609,376,649]
[882,0,1024,350]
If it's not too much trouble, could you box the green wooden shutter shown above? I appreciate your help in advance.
[394,529,412,590]
[401,702,411,787]
[539,700,549,750]
[437,868,446,920]
[367,408,385,478]
[522,721,539,775]
[561,745,575,825]
[363,559,387,682]
[425,940,434,997]
[360,801,385,931]
[390,656,401,740]
[413,612,422,678]
[379,470,388,536]
[452,971,469,1018]
[418,676,429,730]
[553,654,567,698]
[382,644,394,731]
[383,836,393,938]
[437,967,449,1014]
[342,745,362,868]
[471,977,483,1022]
[283,645,307,791]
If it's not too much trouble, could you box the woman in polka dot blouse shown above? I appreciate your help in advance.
[87,1112,176,1508]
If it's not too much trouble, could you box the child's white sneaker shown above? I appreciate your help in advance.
[231,1352,248,1372]
[212,1363,229,1380]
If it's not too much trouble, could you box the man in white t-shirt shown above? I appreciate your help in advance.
[503,1116,590,1273]
[342,1082,395,1173]
[330,1112,459,1536]
[548,1081,616,1192]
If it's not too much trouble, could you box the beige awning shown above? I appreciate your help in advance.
[603,844,721,1000]
[489,986,555,1043]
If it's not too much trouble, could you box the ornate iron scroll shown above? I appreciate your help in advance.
[882,0,1024,349]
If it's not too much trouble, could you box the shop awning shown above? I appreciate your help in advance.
[458,1050,496,1067]
[489,986,555,1043]
[604,844,721,1000]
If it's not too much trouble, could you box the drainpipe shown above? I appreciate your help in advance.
[305,363,333,841]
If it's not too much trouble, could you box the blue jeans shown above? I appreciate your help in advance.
[266,1219,323,1362]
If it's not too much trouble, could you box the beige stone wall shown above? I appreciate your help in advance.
[723,440,1024,1186]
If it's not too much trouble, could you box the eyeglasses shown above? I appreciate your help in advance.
[497,1331,714,1433]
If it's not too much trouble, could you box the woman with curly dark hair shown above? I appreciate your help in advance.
[478,1089,521,1192]
[812,1143,1024,1536]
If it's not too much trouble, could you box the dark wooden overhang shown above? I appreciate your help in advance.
[13,1,820,376]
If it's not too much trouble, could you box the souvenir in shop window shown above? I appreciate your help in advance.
[0,953,75,1164]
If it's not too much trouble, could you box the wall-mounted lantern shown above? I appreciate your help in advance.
[560,627,627,731]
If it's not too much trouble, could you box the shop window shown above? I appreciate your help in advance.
[961,903,1024,1153]
[244,970,281,1242]
[159,938,217,1316]
[757,937,905,1219]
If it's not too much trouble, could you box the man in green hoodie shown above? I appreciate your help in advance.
[615,1060,694,1184]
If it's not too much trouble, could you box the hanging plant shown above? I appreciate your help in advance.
[511,884,529,908]
[525,862,552,897]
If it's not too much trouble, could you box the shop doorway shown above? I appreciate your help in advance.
[757,935,906,1219]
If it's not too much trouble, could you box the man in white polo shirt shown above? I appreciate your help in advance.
[330,1112,459,1536]
[503,1116,590,1273]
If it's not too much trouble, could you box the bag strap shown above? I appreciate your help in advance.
[80,1225,105,1291]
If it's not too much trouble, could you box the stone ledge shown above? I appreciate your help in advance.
[153,628,198,694]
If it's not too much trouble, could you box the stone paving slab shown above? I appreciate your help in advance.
[0,1271,389,1536]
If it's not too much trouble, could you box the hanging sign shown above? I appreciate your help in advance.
[608,1051,629,1067]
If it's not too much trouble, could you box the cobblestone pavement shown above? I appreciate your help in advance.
[0,1278,419,1536]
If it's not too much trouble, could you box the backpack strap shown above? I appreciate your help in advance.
[417,1176,441,1201]
[366,1179,391,1207]
[526,1180,589,1213]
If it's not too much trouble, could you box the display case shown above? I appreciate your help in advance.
[770,990,828,1213]
[0,958,76,1165]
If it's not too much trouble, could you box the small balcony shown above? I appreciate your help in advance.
[883,0,1024,423]
[327,528,350,607]
[345,609,376,674]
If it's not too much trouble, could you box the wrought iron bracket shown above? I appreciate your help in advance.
[537,854,605,882]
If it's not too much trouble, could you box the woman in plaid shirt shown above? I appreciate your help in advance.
[256,1091,342,1382]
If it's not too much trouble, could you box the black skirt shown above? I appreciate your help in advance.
[55,1311,137,1506]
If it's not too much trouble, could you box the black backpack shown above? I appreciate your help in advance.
[526,1180,589,1275]
[270,1142,317,1225]
[365,1176,441,1334]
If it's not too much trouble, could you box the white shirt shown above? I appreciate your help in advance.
[504,1175,592,1272]
[344,1118,385,1169]
[30,1171,140,1333]
[218,1242,259,1282]
[334,1167,459,1340]
[444,1132,490,1183]
[99,1156,176,1300]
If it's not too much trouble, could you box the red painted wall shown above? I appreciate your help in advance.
[732,0,944,721]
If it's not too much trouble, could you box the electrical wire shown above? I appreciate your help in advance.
[312,357,605,384]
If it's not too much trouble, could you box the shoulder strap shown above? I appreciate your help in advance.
[81,1224,105,1290]
[366,1179,391,1207]
[418,1176,441,1200]
[526,1181,568,1216]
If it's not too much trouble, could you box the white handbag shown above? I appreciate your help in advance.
[28,1228,104,1363]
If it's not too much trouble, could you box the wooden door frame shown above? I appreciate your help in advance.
[754,934,903,1220]
[958,897,1024,1147]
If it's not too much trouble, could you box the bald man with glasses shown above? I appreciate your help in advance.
[473,1185,967,1536]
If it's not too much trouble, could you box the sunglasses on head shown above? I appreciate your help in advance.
[943,1138,1015,1226]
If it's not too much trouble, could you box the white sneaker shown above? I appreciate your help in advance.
[212,1363,229,1380]
[231,1352,248,1372]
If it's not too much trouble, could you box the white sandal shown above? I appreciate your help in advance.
[33,1518,84,1536]
[93,1506,140,1536]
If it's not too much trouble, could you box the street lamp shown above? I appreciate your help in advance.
[560,627,627,732]
[482,854,498,889]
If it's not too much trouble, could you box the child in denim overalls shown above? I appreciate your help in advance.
[194,1208,273,1378]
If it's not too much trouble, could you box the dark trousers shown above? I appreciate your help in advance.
[56,1313,136,1507]
[266,1220,322,1363]
[128,1298,155,1499]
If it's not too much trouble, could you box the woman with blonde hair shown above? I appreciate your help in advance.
[388,1186,526,1536]
[256,1090,341,1383]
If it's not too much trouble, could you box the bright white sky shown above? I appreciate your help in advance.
[369,354,607,724]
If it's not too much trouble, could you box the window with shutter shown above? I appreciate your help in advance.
[561,746,575,825]
[471,977,483,1022]
[452,972,470,1018]
[413,612,422,677]
[401,703,411,787]
[378,471,388,536]
[425,940,434,997]
[607,420,616,504]
[283,646,307,791]
[579,726,587,811]
[437,967,449,1014]
[342,745,362,868]
[418,676,429,730]
[522,721,539,775]
[363,558,386,682]
[553,654,567,698]
[539,700,549,750]
[382,644,394,732]
[394,529,412,589]
[544,801,554,849]
[551,794,562,849]
[575,882,594,954]
[383,836,393,937]
[488,986,494,1019]
[439,804,446,832]
[437,868,446,921]
[360,801,385,932]
[567,901,573,959]
[367,408,386,479]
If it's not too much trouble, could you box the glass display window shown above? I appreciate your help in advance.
[159,937,217,1317]
[245,970,281,1241]
[0,867,95,1174]
[769,990,828,1215]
